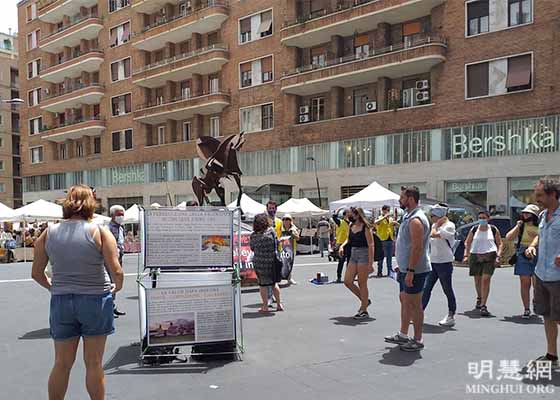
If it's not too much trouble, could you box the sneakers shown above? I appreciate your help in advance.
[526,355,560,371]
[289,279,298,285]
[353,311,369,320]
[438,314,456,327]
[522,309,531,319]
[400,339,425,352]
[480,305,490,317]
[384,332,409,345]
[335,278,342,284]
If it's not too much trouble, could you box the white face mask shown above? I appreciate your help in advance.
[115,216,124,225]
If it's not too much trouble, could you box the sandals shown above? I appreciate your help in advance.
[276,304,285,312]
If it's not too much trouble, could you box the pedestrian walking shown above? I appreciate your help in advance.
[31,185,124,400]
[316,217,331,258]
[463,210,503,317]
[338,207,374,320]
[375,205,397,277]
[422,204,457,327]
[505,204,540,318]
[333,208,350,283]
[525,178,560,369]
[249,214,284,313]
[108,205,126,318]
[385,186,431,352]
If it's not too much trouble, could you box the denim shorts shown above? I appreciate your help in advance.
[50,293,114,340]
[349,247,369,265]
[398,272,429,294]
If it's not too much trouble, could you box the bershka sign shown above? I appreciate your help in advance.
[452,126,556,157]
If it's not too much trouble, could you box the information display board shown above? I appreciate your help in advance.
[145,285,235,347]
[143,208,233,268]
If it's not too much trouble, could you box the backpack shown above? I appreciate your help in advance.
[470,224,499,241]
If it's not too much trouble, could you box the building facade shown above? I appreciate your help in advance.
[0,32,22,208]
[16,0,560,213]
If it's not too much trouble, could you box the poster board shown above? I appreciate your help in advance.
[143,208,234,269]
[145,284,235,347]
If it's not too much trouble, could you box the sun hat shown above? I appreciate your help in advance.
[282,214,293,221]
[521,204,540,217]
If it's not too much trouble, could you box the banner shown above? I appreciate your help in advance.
[233,233,257,285]
[146,285,234,347]
[143,209,233,268]
[279,235,294,280]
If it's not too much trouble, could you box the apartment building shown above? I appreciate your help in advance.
[17,0,560,214]
[0,32,22,208]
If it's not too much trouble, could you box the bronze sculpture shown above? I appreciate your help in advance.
[192,132,245,206]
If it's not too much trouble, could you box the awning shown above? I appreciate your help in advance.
[257,18,272,34]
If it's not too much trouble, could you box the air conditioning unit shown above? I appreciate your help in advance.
[402,88,415,108]
[299,105,310,115]
[365,101,377,113]
[299,114,310,123]
[415,80,429,90]
[416,90,430,102]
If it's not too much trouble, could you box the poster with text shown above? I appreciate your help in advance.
[146,285,235,346]
[233,233,257,286]
[144,209,233,268]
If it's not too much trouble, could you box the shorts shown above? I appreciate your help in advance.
[398,272,429,294]
[514,247,537,276]
[349,247,369,265]
[469,253,496,276]
[50,293,115,340]
[533,277,560,321]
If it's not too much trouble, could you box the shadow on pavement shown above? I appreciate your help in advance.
[18,328,50,340]
[126,296,139,300]
[458,310,497,319]
[379,346,422,367]
[500,316,543,325]
[422,323,456,334]
[243,311,275,319]
[243,303,265,309]
[330,316,376,326]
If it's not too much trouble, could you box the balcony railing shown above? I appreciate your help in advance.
[283,35,446,77]
[135,44,228,74]
[44,83,104,100]
[38,0,57,10]
[138,0,227,35]
[44,48,102,70]
[136,90,230,111]
[42,115,104,132]
[283,0,376,28]
[41,12,101,41]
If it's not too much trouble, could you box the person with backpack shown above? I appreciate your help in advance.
[506,204,540,319]
[463,210,503,317]
[422,204,457,327]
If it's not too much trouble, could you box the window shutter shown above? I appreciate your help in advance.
[403,22,422,36]
[354,34,369,47]
[125,129,133,149]
[467,62,489,98]
[261,56,272,72]
[124,58,131,77]
[240,17,251,33]
[506,54,531,88]
[240,61,252,73]
[124,94,131,112]
[111,62,119,81]
[112,132,120,151]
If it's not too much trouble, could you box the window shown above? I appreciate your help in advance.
[0,138,3,147]
[76,142,84,158]
[210,117,220,137]
[0,160,4,170]
[26,3,37,22]
[180,82,191,99]
[354,35,370,58]
[311,47,327,67]
[402,22,423,48]
[155,88,164,105]
[182,122,191,142]
[28,88,41,107]
[239,56,273,88]
[261,56,273,83]
[157,126,166,145]
[239,9,273,44]
[112,129,133,151]
[109,0,130,13]
[93,137,101,154]
[509,0,532,27]
[29,116,42,135]
[27,59,40,79]
[240,104,272,133]
[30,146,43,164]
[59,143,68,160]
[110,22,130,47]
[506,54,532,92]
[311,97,325,122]
[467,1,489,36]
[262,104,273,130]
[110,58,131,82]
[240,62,252,88]
[209,77,219,93]
[111,93,131,116]
[353,88,369,115]
[27,29,40,51]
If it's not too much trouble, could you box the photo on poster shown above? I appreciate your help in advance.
[148,312,196,345]
[201,235,231,253]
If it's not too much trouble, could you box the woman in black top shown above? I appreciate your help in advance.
[339,207,375,320]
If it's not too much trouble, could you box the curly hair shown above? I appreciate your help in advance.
[253,213,270,233]
[537,177,560,200]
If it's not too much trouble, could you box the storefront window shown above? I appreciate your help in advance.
[299,188,328,208]
[509,176,558,220]
[446,180,487,224]
[388,183,427,200]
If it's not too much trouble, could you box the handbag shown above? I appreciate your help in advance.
[508,223,525,265]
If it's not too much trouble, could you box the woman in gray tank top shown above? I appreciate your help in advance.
[31,185,123,400]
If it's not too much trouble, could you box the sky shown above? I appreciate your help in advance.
[0,0,20,36]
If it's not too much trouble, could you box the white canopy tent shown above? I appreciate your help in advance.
[12,199,63,221]
[277,198,329,218]
[0,202,15,220]
[329,181,400,211]
[227,194,266,218]
[124,204,140,224]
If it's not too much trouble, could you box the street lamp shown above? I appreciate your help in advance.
[306,156,322,208]
[3,98,25,105]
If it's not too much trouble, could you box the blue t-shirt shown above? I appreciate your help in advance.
[535,207,560,282]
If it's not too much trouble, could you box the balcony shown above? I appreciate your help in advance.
[40,50,104,84]
[39,14,103,54]
[40,117,105,143]
[41,83,104,113]
[134,91,230,125]
[38,0,99,24]
[281,37,447,96]
[132,0,184,15]
[281,0,446,48]
[132,0,229,52]
[133,45,229,89]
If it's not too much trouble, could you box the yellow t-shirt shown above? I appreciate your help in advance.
[336,219,349,245]
[376,217,395,241]
[520,224,538,247]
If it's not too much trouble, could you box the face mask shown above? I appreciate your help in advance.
[478,219,488,226]
[115,216,124,225]
[267,210,276,218]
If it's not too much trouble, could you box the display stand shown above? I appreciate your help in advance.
[137,206,244,365]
